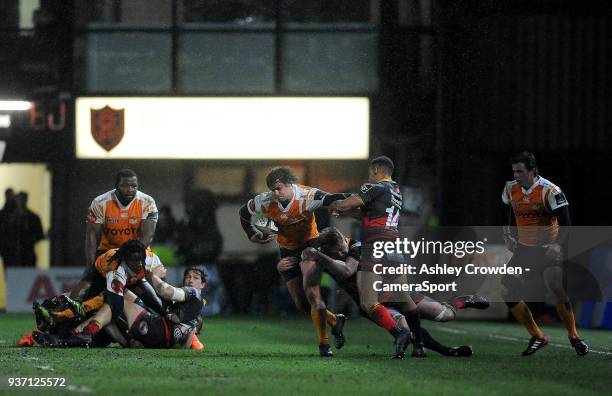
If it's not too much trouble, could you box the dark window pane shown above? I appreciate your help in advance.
[283,32,378,93]
[179,32,275,93]
[86,32,171,93]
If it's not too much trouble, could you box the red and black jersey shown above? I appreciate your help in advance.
[357,179,402,242]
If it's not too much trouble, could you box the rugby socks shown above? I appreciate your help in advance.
[325,310,337,327]
[556,302,579,339]
[421,328,452,356]
[83,321,101,337]
[83,295,104,312]
[53,295,104,320]
[405,311,423,344]
[453,299,466,309]
[368,303,400,338]
[509,301,545,339]
[311,309,330,346]
[53,309,75,320]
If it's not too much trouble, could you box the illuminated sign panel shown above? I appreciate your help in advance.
[76,97,369,159]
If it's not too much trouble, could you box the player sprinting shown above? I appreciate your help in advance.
[329,156,425,359]
[501,151,588,356]
[239,167,349,357]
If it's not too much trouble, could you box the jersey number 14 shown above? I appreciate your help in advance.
[385,206,400,227]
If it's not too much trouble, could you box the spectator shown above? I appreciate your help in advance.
[4,192,44,266]
[0,188,17,263]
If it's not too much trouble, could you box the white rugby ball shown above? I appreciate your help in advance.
[251,213,278,237]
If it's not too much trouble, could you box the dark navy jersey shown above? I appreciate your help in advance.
[347,239,362,261]
[166,286,204,346]
[357,180,402,242]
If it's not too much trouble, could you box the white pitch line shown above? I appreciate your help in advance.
[433,325,612,356]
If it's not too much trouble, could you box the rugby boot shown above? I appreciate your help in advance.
[16,332,35,347]
[522,336,549,356]
[453,295,490,310]
[570,336,589,356]
[449,345,473,357]
[31,331,61,347]
[319,344,333,357]
[392,329,413,359]
[33,302,54,327]
[412,342,427,358]
[331,313,347,349]
[191,334,205,350]
[62,295,87,319]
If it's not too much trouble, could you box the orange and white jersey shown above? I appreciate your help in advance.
[248,184,325,250]
[501,176,568,246]
[87,190,158,251]
[95,248,162,295]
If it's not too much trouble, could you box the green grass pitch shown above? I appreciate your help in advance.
[0,313,611,395]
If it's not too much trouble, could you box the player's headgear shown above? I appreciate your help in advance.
[115,239,147,274]
[115,169,138,186]
[266,167,298,188]
[370,156,394,175]
[183,266,208,283]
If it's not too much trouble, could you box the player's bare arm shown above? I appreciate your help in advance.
[301,247,358,280]
[148,265,187,302]
[85,222,103,267]
[501,203,517,253]
[329,194,365,212]
[139,218,157,247]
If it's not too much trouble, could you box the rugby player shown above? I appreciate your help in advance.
[297,226,487,357]
[239,167,349,357]
[70,169,158,300]
[53,240,150,346]
[329,156,425,359]
[123,265,206,349]
[501,152,588,356]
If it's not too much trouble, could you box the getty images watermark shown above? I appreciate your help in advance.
[359,226,612,303]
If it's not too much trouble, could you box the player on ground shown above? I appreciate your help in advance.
[296,226,486,357]
[52,240,150,346]
[239,167,348,357]
[501,151,588,356]
[329,156,424,359]
[124,266,206,349]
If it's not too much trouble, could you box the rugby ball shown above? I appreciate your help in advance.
[251,212,278,237]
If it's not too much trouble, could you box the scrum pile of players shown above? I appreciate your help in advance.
[18,169,206,350]
[18,152,588,358]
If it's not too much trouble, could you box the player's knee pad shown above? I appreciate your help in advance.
[433,303,456,322]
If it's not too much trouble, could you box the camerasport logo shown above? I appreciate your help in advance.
[91,106,125,151]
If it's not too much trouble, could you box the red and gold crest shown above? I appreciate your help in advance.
[91,106,125,152]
